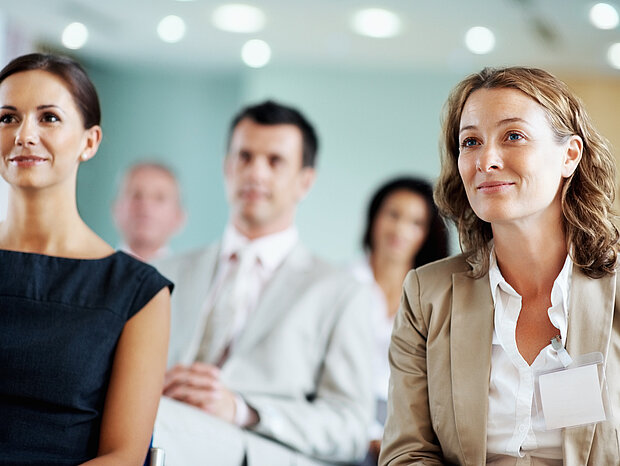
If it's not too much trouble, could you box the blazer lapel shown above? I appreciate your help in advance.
[562,266,616,465]
[450,270,495,465]
[233,243,314,354]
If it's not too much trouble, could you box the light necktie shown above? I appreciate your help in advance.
[195,245,258,366]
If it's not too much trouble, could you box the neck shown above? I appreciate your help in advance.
[0,185,105,257]
[127,241,164,262]
[492,217,568,296]
[370,252,411,317]
[233,217,294,241]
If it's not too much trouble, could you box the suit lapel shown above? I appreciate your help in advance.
[181,245,221,364]
[450,270,495,465]
[562,266,616,465]
[233,243,314,354]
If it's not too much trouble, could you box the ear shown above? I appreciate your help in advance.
[296,166,316,201]
[79,125,103,162]
[172,206,187,234]
[561,135,583,178]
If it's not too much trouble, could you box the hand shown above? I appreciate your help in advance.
[163,362,237,423]
[369,439,381,460]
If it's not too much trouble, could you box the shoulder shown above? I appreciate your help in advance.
[153,244,218,277]
[412,253,471,284]
[272,244,369,315]
[403,253,472,302]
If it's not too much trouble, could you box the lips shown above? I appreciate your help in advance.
[7,155,48,168]
[9,155,47,163]
[477,181,515,190]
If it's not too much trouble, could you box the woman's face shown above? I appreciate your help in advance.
[371,189,430,265]
[457,87,581,230]
[0,69,100,190]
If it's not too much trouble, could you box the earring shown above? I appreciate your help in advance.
[80,153,88,161]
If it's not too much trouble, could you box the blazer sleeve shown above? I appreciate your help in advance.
[245,279,375,463]
[379,269,444,465]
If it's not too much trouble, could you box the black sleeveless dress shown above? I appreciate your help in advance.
[0,250,173,465]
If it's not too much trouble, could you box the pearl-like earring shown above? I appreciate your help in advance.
[80,153,88,161]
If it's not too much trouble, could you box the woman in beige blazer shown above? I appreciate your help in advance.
[379,67,620,465]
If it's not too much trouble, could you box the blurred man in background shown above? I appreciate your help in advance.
[113,162,185,262]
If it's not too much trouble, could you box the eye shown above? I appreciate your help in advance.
[41,112,60,123]
[507,132,524,141]
[460,137,479,148]
[238,150,251,162]
[0,113,17,124]
[269,155,283,167]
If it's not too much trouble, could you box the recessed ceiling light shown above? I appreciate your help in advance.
[62,22,88,50]
[212,4,265,33]
[157,15,186,43]
[241,39,271,68]
[351,8,402,38]
[465,26,495,54]
[607,42,620,68]
[590,3,619,30]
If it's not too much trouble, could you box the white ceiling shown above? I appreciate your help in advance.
[1,0,620,75]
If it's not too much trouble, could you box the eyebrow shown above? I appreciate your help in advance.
[459,117,530,135]
[0,104,61,111]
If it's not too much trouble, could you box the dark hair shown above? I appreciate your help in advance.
[227,100,318,167]
[0,53,101,129]
[363,176,450,269]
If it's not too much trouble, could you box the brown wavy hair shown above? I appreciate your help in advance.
[434,66,618,278]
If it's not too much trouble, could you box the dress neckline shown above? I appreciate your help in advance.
[0,248,122,262]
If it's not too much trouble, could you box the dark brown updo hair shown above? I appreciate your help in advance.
[0,53,101,129]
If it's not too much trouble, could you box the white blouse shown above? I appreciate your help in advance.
[486,250,572,465]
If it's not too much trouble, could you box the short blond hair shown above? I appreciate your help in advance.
[435,66,618,278]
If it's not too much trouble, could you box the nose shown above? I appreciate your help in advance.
[245,156,270,181]
[476,143,503,172]
[14,117,38,147]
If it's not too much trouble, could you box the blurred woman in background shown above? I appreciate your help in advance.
[353,176,449,464]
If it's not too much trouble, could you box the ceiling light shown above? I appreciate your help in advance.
[157,15,186,43]
[351,8,402,38]
[465,26,495,54]
[241,39,271,68]
[212,4,265,33]
[607,42,620,69]
[61,22,88,50]
[590,3,619,29]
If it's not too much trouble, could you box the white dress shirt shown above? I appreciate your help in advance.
[350,258,393,439]
[486,248,572,465]
[205,224,299,426]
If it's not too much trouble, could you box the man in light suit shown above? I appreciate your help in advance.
[153,100,374,466]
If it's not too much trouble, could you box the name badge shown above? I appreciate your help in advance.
[534,339,611,431]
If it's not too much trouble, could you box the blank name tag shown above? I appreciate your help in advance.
[538,363,606,430]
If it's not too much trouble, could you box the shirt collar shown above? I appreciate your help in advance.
[220,223,299,272]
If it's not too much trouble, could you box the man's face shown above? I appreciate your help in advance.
[224,118,315,237]
[114,166,184,250]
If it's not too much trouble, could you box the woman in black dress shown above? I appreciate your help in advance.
[0,53,172,465]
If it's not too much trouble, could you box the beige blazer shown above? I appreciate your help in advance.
[379,254,620,465]
[155,242,375,465]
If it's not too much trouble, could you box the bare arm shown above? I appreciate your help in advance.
[81,287,171,466]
